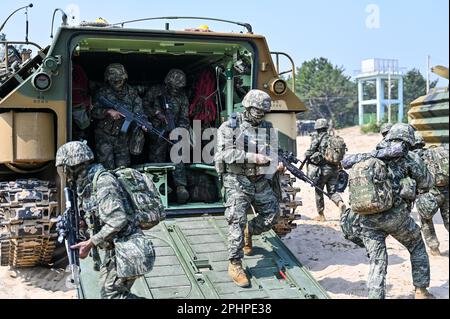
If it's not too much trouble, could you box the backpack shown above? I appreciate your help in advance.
[422,146,449,187]
[348,158,393,214]
[323,136,347,165]
[93,167,166,230]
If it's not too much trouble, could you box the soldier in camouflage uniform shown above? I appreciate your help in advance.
[304,119,346,221]
[358,123,434,299]
[55,141,155,299]
[413,131,449,256]
[143,69,190,204]
[380,122,393,139]
[215,89,283,288]
[92,63,145,169]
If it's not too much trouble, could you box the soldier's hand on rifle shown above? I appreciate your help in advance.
[277,162,285,172]
[155,110,167,124]
[71,239,94,259]
[246,153,270,165]
[106,109,124,120]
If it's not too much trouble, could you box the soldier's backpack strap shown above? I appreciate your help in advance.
[92,167,108,196]
[316,133,328,154]
[230,112,238,129]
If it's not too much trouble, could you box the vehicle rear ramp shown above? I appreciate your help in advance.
[78,215,329,299]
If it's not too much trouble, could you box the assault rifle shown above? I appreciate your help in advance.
[278,150,332,199]
[241,133,333,198]
[159,95,176,132]
[56,187,80,287]
[97,96,174,145]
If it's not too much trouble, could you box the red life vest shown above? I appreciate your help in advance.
[188,68,217,124]
[72,64,91,110]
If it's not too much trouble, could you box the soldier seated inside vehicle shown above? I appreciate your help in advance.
[70,37,254,206]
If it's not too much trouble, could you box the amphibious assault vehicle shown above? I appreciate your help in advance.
[0,7,329,299]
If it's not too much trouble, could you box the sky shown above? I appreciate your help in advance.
[1,0,449,85]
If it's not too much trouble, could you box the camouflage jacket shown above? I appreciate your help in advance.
[304,131,329,164]
[383,145,433,203]
[76,164,155,277]
[413,147,447,195]
[76,164,140,249]
[413,148,426,159]
[92,84,143,135]
[215,112,277,176]
[143,84,189,129]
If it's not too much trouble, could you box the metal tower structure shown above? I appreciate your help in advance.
[356,59,404,125]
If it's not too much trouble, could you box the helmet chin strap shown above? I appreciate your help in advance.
[244,110,263,126]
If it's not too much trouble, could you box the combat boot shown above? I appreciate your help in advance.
[243,224,253,255]
[176,186,190,204]
[228,259,250,288]
[313,213,326,222]
[415,287,435,299]
[430,247,441,256]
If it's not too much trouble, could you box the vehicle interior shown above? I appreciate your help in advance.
[71,37,256,211]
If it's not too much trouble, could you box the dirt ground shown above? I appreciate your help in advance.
[0,126,448,299]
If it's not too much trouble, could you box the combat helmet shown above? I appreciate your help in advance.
[414,131,426,148]
[380,123,393,136]
[385,123,415,146]
[314,118,328,130]
[165,69,186,88]
[242,89,272,112]
[55,141,94,167]
[104,63,128,83]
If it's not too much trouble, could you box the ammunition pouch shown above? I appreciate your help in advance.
[97,117,124,136]
[309,152,323,165]
[129,126,145,155]
[225,163,262,176]
[399,177,417,201]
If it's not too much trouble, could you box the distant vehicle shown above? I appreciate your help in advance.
[297,120,315,136]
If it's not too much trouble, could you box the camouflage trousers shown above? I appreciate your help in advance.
[148,137,187,187]
[95,129,130,170]
[420,188,449,250]
[313,164,343,215]
[223,173,280,260]
[359,202,430,299]
[99,251,143,299]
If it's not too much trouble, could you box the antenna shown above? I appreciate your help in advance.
[50,8,68,39]
[0,3,33,33]
[25,6,29,42]
[112,16,253,34]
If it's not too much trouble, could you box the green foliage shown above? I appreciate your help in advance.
[293,57,357,128]
[403,68,438,110]
[360,117,381,134]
